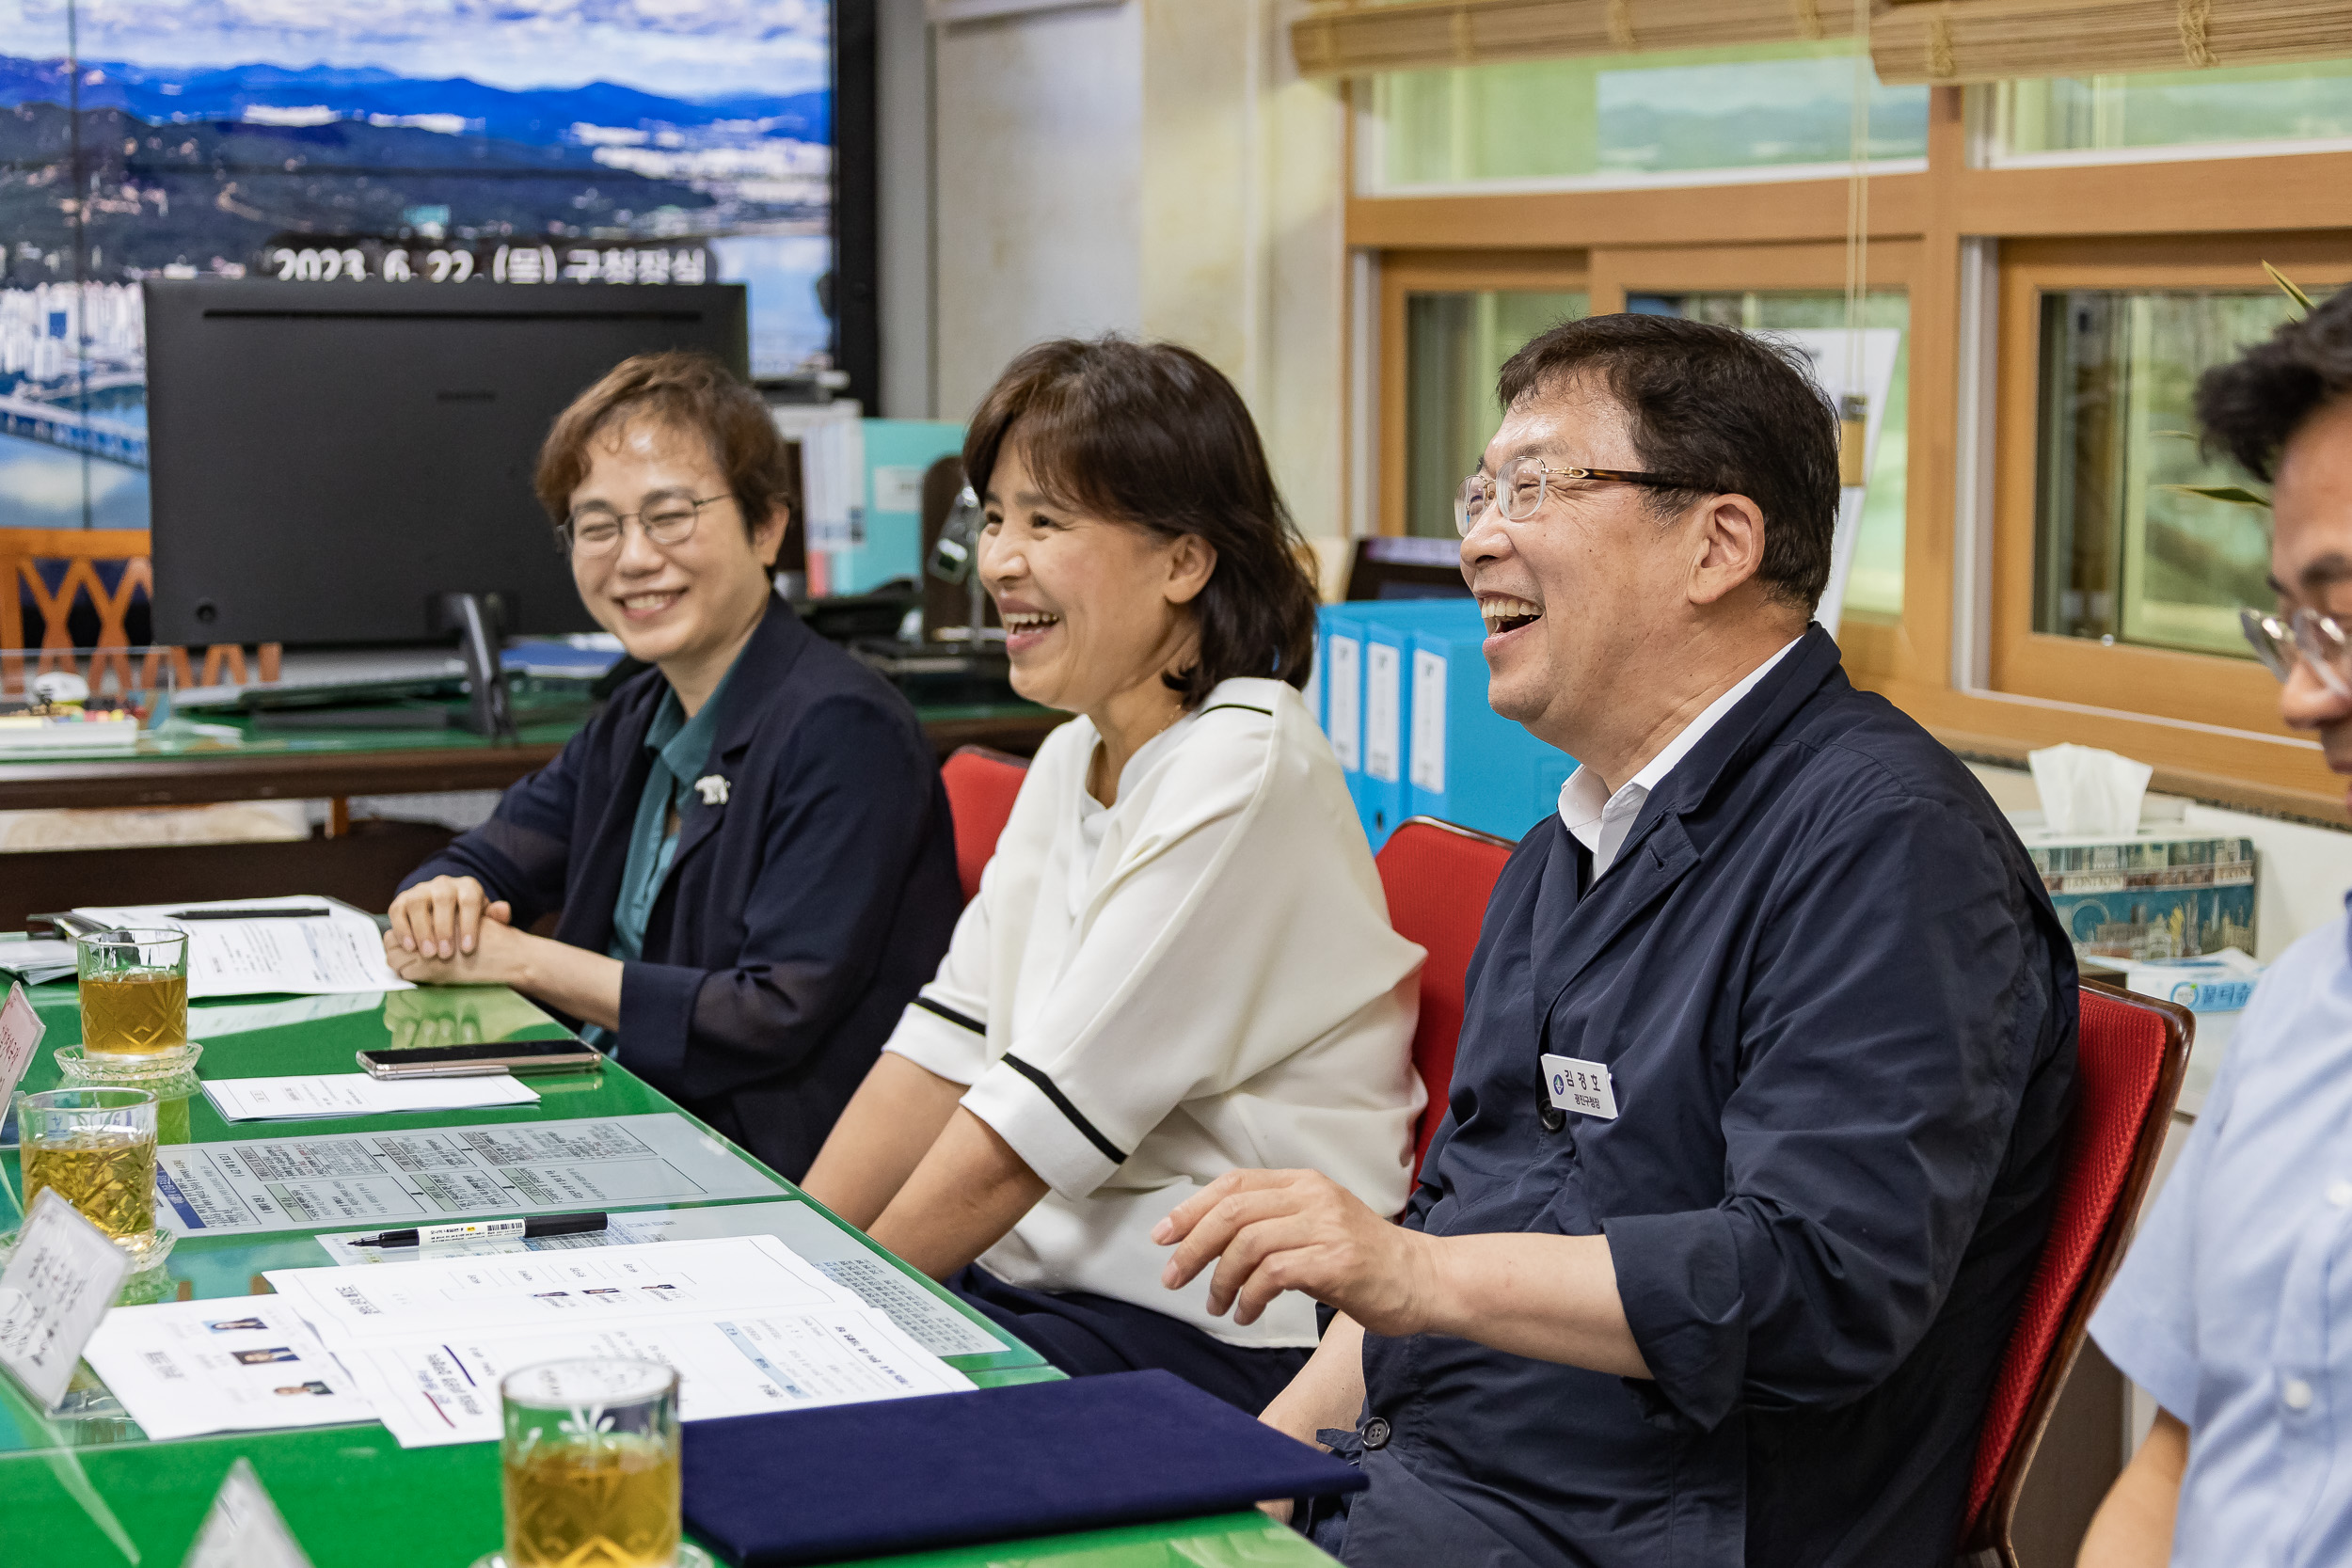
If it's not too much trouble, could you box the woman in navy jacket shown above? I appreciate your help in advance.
[384,352,960,1179]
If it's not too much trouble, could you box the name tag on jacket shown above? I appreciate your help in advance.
[1541,1053,1619,1119]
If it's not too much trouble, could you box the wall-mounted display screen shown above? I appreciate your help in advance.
[1,0,834,532]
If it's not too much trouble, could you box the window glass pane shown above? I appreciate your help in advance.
[2034,292,2321,657]
[1995,62,2352,160]
[1405,290,1589,539]
[1363,43,1927,193]
[1622,291,1909,622]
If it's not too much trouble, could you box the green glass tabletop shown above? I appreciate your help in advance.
[0,985,1330,1568]
[0,690,1055,765]
[6,687,594,764]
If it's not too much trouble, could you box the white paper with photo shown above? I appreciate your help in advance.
[81,1296,374,1441]
[153,1113,785,1237]
[340,1304,972,1448]
[202,1072,540,1122]
[263,1235,863,1339]
[310,1200,1009,1358]
[72,896,409,999]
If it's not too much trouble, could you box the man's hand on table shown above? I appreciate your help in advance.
[386,874,512,961]
[1157,1169,1650,1380]
[1153,1169,1441,1338]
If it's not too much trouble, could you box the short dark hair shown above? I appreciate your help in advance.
[2196,287,2352,483]
[963,336,1318,706]
[1495,313,1841,612]
[534,350,793,538]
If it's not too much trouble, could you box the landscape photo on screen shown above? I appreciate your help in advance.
[1,0,833,532]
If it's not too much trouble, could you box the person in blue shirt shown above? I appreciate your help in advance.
[2079,289,2352,1566]
[1157,312,2079,1566]
[382,352,960,1179]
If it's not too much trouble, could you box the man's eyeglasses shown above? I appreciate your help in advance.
[2242,606,2352,700]
[1454,454,1694,537]
[558,491,735,558]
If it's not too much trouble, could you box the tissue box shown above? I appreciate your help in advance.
[2023,832,2257,962]
[2122,953,2263,1013]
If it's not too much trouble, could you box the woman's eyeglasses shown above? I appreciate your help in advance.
[1454,454,1693,537]
[558,492,734,558]
[2241,606,2352,700]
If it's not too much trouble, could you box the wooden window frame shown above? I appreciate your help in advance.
[1378,250,1592,541]
[1990,235,2352,737]
[1348,76,2352,818]
[1586,240,1922,679]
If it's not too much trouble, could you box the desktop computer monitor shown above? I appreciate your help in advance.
[144,278,751,647]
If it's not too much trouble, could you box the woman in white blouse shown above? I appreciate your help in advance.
[801,337,1423,1412]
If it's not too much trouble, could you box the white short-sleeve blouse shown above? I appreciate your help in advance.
[882,675,1426,1347]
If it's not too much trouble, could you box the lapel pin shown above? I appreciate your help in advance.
[693,775,730,807]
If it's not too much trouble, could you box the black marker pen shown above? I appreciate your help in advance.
[351,1212,610,1248]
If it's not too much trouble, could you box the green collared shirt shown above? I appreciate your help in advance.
[583,659,739,1054]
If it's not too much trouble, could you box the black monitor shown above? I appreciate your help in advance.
[1344,536,1472,601]
[144,278,751,647]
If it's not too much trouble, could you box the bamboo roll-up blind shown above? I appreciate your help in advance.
[1870,0,2352,86]
[1289,0,1854,79]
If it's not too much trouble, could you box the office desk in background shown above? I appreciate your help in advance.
[0,697,1062,929]
[0,982,1327,1568]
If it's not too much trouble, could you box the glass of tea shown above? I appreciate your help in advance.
[13,1087,164,1261]
[75,928,190,1061]
[494,1358,708,1568]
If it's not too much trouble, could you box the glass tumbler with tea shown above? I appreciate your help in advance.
[13,1087,163,1260]
[75,928,190,1061]
[492,1358,709,1568]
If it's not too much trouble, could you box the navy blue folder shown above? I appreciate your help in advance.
[679,1369,1367,1566]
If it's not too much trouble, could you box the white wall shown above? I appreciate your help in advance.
[877,0,934,418]
[919,0,1350,538]
[931,2,1145,420]
[1137,0,1348,540]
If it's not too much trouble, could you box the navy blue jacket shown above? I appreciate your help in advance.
[1325,626,2078,1567]
[400,598,961,1179]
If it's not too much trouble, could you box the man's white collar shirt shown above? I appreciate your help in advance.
[1558,637,1803,879]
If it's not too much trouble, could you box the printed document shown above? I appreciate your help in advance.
[153,1113,787,1237]
[313,1199,1008,1359]
[80,1296,375,1441]
[202,1072,540,1122]
[266,1234,857,1336]
[264,1236,972,1446]
[72,896,408,998]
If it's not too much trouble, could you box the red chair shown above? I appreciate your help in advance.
[1374,816,1517,1180]
[1959,978,2191,1567]
[939,745,1030,904]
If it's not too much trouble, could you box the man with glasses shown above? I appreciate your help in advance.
[2082,289,2352,1567]
[381,351,960,1180]
[1158,313,2078,1566]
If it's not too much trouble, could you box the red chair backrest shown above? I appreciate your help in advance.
[939,745,1030,904]
[1374,816,1517,1180]
[1961,979,2190,1560]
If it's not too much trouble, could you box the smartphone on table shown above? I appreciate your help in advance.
[355,1037,604,1079]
